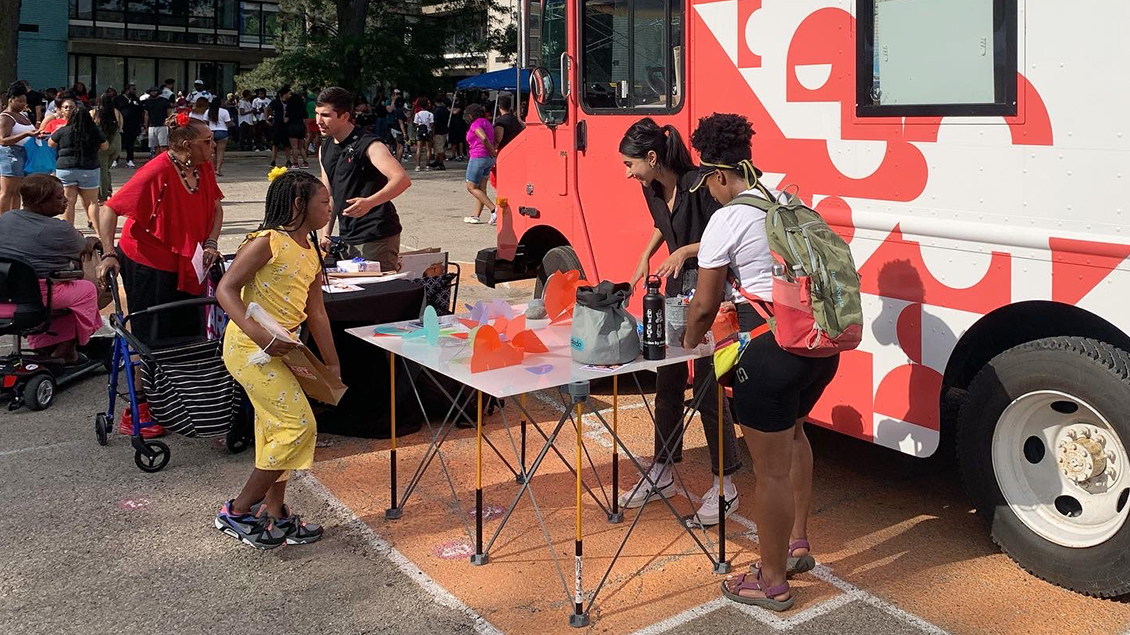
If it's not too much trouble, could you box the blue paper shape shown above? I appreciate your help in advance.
[525,364,554,375]
[423,305,439,346]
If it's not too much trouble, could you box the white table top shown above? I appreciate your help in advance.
[346,313,711,399]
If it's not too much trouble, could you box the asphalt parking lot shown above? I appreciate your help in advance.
[3,153,1130,635]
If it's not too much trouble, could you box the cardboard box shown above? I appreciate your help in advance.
[282,346,348,406]
[398,248,448,279]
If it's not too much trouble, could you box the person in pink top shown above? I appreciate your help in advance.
[462,103,498,225]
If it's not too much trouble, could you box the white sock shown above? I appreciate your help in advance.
[723,474,735,496]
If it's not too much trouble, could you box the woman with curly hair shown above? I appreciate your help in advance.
[681,113,840,612]
[1,81,45,213]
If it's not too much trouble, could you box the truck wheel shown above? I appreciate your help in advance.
[533,246,583,298]
[957,336,1130,596]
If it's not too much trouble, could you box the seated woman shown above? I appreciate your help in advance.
[0,173,100,363]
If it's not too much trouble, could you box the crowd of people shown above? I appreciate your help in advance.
[3,73,832,611]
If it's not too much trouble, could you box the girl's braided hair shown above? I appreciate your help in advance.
[260,169,323,232]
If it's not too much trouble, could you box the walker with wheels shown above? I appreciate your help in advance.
[96,269,252,472]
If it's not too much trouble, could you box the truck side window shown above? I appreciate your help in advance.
[856,0,1017,117]
[581,0,684,112]
[528,0,569,125]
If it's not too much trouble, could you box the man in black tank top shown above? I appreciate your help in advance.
[316,87,411,272]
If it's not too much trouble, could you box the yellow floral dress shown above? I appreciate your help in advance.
[223,229,321,479]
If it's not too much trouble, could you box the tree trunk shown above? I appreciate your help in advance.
[0,0,21,95]
[336,0,370,91]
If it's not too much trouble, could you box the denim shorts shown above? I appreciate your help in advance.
[56,167,100,190]
[466,156,495,184]
[0,144,27,177]
[213,129,229,141]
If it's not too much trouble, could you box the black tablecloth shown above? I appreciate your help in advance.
[309,279,433,438]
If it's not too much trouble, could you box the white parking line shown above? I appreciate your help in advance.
[531,388,951,634]
[298,473,504,635]
[0,440,85,458]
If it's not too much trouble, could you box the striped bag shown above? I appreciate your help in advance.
[141,339,243,438]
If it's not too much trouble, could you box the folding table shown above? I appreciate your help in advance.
[347,313,733,626]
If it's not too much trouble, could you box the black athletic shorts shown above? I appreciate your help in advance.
[730,304,840,433]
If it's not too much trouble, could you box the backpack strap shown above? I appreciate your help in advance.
[725,268,774,322]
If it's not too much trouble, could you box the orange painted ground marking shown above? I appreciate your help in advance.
[311,383,1130,634]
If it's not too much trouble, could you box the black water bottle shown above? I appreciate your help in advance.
[643,274,666,360]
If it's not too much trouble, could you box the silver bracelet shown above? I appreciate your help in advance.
[204,239,219,250]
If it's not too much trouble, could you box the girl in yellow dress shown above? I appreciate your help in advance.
[213,169,340,549]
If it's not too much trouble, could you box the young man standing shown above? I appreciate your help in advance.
[141,86,172,155]
[493,93,525,152]
[251,88,271,151]
[316,87,411,273]
[429,96,450,171]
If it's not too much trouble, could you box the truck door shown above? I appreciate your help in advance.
[515,0,583,258]
[573,0,689,287]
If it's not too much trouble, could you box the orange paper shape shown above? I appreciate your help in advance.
[544,270,586,324]
[492,314,527,341]
[511,329,548,353]
[470,324,524,373]
[457,317,481,330]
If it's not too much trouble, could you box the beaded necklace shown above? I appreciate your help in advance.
[167,151,200,194]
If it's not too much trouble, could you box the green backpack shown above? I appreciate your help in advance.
[729,187,863,357]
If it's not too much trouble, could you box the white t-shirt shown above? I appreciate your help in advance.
[413,110,434,130]
[237,100,253,126]
[190,109,232,132]
[251,97,271,122]
[188,90,214,105]
[697,188,782,303]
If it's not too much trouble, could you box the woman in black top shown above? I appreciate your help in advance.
[48,103,107,229]
[617,118,743,526]
[94,93,123,202]
[286,90,310,169]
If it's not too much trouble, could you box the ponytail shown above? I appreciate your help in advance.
[619,118,696,176]
[660,124,695,175]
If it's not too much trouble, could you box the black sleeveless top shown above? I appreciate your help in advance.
[320,126,402,244]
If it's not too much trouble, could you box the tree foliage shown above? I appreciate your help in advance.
[237,0,515,97]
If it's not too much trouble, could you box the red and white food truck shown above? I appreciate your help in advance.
[475,0,1130,596]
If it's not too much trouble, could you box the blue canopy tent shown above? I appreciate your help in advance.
[456,68,530,92]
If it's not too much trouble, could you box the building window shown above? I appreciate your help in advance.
[69,56,238,99]
[580,0,683,112]
[240,2,262,46]
[856,0,1017,117]
[71,0,94,20]
[69,0,277,50]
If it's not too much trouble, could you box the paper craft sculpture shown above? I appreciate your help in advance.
[492,314,526,341]
[467,315,549,373]
[464,299,515,325]
[402,306,441,346]
[470,324,524,373]
[543,270,586,323]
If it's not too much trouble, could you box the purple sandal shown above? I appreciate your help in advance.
[751,539,816,577]
[720,570,794,611]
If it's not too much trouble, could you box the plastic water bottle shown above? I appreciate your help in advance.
[643,275,666,360]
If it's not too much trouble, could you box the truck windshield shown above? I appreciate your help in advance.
[527,0,569,125]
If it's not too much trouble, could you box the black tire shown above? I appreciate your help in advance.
[533,245,583,298]
[23,374,55,411]
[134,440,171,473]
[226,428,251,454]
[95,413,109,446]
[957,336,1130,597]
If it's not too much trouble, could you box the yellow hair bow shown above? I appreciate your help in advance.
[267,166,289,183]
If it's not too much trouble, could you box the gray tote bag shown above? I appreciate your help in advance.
[570,281,640,365]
